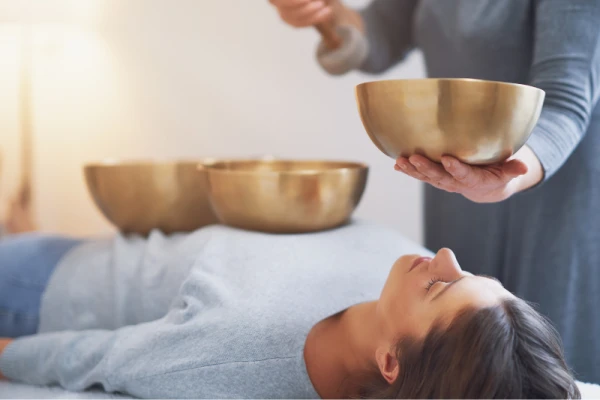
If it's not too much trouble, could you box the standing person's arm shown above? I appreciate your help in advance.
[270,0,363,32]
[521,0,600,180]
[396,0,600,203]
[355,0,420,73]
[269,0,420,75]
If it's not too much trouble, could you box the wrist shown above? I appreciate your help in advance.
[513,145,544,193]
[0,338,13,380]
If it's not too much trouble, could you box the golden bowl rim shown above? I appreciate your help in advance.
[82,156,286,170]
[355,77,546,95]
[82,158,223,170]
[198,159,369,176]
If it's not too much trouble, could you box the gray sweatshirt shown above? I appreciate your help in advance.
[318,0,600,382]
[0,221,428,398]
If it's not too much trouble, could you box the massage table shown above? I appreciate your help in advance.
[1,380,599,398]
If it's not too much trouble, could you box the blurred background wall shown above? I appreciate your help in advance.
[0,0,426,242]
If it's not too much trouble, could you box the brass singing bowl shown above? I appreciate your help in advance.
[355,78,545,164]
[200,159,368,233]
[84,160,219,235]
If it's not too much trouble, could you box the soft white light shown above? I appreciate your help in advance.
[0,0,101,25]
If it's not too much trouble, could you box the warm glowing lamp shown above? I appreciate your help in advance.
[0,0,97,232]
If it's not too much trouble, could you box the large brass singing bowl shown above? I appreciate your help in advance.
[84,160,219,235]
[355,78,545,164]
[201,160,368,233]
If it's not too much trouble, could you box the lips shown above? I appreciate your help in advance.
[410,256,432,272]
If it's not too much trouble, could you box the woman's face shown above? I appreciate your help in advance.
[376,248,513,341]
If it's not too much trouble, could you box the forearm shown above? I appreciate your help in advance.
[0,311,206,397]
[0,330,123,390]
[316,0,418,75]
[357,0,419,73]
[524,0,600,181]
[526,107,591,182]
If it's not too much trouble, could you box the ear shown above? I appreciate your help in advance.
[375,346,399,384]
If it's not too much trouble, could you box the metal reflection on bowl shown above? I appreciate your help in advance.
[355,78,545,165]
[200,159,369,233]
[84,160,219,235]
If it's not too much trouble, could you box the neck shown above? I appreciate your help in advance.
[304,301,382,398]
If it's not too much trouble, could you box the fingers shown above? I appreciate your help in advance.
[396,156,457,191]
[271,0,332,27]
[396,153,528,202]
[395,157,430,182]
[407,155,455,188]
[270,0,312,6]
[443,156,527,181]
[441,156,481,188]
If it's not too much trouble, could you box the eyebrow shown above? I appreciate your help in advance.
[432,275,499,302]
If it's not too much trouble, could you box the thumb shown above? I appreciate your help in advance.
[502,159,528,178]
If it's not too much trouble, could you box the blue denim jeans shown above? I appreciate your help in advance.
[0,234,83,337]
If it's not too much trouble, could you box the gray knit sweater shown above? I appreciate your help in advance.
[0,221,428,398]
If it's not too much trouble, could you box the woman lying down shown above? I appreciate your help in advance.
[0,220,580,399]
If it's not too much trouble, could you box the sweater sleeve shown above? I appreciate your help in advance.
[525,0,600,181]
[0,288,248,398]
[315,0,419,75]
[0,301,201,397]
[358,0,420,74]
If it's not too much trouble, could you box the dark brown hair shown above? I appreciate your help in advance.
[361,298,580,399]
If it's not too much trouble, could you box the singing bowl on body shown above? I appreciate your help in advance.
[84,160,219,236]
[355,78,545,165]
[200,159,369,234]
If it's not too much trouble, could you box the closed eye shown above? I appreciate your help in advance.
[430,275,501,301]
[431,276,467,301]
[425,278,444,291]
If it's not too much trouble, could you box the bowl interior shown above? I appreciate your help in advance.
[84,159,208,171]
[202,159,368,174]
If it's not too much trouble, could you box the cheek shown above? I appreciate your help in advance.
[381,256,422,305]
[383,255,414,290]
[378,255,427,333]
[379,284,414,328]
[378,294,419,338]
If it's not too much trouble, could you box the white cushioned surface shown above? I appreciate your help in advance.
[1,380,599,399]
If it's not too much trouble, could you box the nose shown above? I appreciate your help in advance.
[429,248,463,280]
